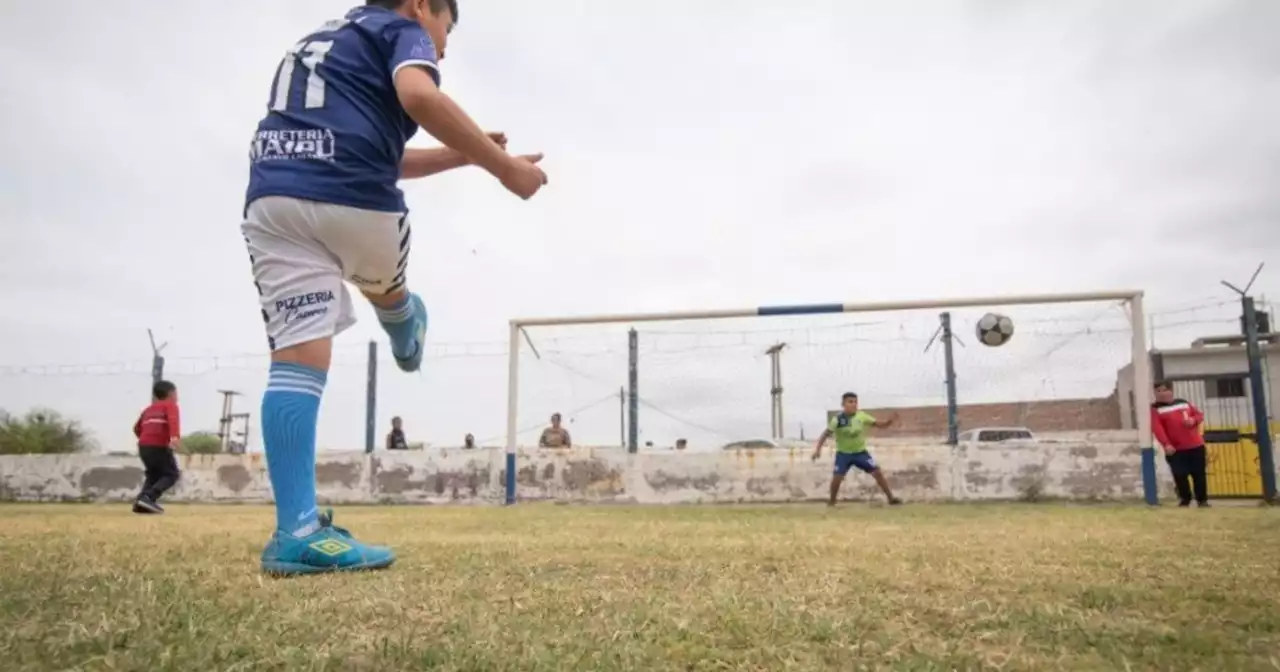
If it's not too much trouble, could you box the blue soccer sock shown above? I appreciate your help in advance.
[374,293,419,359]
[261,361,326,537]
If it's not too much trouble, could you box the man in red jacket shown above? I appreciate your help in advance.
[1150,381,1209,508]
[132,380,182,514]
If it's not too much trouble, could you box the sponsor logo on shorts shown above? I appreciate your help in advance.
[276,290,335,325]
[250,129,337,163]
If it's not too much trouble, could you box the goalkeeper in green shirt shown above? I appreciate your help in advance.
[811,392,904,507]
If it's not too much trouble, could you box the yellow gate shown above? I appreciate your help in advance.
[1204,425,1267,498]
[1169,376,1273,500]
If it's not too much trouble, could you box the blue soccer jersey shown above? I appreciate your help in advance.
[245,6,441,214]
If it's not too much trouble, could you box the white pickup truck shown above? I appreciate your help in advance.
[957,427,1037,443]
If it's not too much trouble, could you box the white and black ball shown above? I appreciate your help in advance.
[976,312,1015,347]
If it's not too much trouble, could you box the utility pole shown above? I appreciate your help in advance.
[627,329,639,453]
[765,342,787,440]
[147,329,167,395]
[926,313,962,446]
[1222,263,1276,503]
[365,340,377,454]
[230,412,250,454]
[217,390,243,453]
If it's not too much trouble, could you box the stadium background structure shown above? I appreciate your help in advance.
[504,290,1156,506]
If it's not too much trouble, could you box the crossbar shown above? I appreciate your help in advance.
[511,290,1142,328]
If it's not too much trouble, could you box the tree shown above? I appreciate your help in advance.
[0,409,95,455]
[179,432,223,455]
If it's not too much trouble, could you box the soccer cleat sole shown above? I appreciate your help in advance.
[261,555,396,577]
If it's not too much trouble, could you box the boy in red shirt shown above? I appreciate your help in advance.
[1150,381,1209,508]
[132,380,182,513]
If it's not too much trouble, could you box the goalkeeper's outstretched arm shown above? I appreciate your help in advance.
[811,429,832,461]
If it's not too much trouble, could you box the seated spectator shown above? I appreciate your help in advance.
[464,433,476,449]
[538,413,572,448]
[386,417,408,451]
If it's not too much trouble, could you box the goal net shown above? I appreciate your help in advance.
[509,294,1143,451]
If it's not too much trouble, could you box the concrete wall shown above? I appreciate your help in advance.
[2,431,1181,504]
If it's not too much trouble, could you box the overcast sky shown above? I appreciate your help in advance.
[1,0,1277,452]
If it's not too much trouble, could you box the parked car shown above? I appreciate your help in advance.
[720,439,808,451]
[721,439,780,451]
[957,427,1036,443]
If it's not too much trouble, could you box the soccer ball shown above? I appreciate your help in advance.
[976,312,1014,347]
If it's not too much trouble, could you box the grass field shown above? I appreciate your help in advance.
[1,503,1277,671]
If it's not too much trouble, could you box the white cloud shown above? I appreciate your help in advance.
[1,0,1276,451]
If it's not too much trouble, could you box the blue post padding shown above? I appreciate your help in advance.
[1141,447,1159,506]
[757,303,844,317]
[504,452,517,505]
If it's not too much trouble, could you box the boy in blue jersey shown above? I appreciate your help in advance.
[242,0,547,576]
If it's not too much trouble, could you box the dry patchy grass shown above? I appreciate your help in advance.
[0,502,1278,671]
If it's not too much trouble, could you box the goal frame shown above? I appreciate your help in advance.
[505,290,1156,506]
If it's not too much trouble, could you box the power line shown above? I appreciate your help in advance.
[476,391,619,445]
[635,397,733,440]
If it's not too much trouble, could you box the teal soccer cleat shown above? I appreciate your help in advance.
[260,510,395,576]
[392,293,428,373]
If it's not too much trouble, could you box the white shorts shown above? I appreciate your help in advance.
[241,196,412,351]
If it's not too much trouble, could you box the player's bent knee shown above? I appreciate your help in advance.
[363,286,409,308]
[271,337,335,372]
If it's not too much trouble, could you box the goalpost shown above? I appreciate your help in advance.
[504,290,1156,506]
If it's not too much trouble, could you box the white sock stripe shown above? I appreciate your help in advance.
[266,376,324,389]
[376,301,412,315]
[267,380,325,396]
[270,370,328,386]
[266,384,323,398]
[375,302,414,322]
[267,375,325,391]
[269,365,328,381]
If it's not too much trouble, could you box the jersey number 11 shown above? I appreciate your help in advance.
[271,41,335,112]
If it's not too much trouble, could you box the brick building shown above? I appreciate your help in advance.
[856,394,1122,439]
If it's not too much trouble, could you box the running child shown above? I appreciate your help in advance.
[811,392,904,506]
[242,0,547,575]
[132,380,182,514]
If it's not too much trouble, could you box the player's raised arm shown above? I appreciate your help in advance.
[393,68,546,199]
[872,412,898,428]
[400,133,543,180]
[399,147,469,180]
[400,132,507,179]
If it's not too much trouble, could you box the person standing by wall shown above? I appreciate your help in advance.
[1151,381,1209,508]
[386,417,409,450]
[538,413,572,448]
